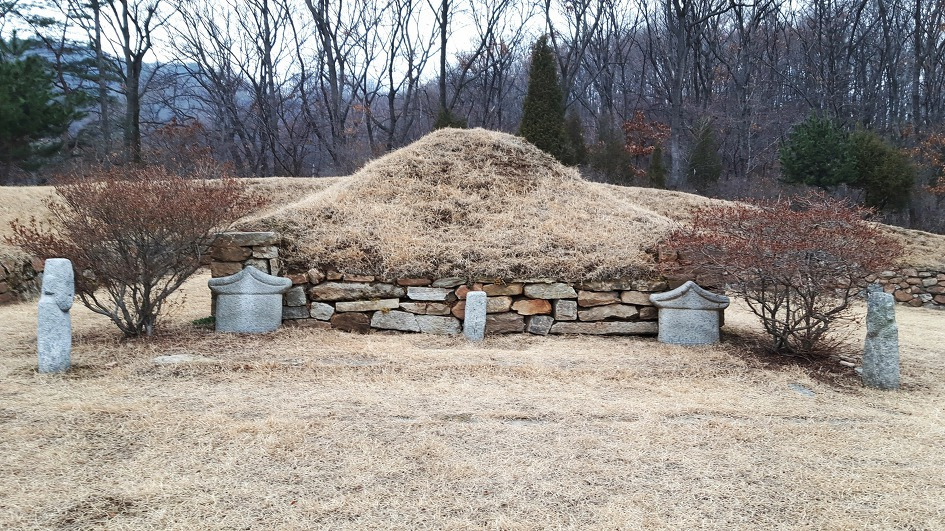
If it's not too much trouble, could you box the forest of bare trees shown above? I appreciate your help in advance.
[2,0,945,230]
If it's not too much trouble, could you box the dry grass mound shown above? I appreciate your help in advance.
[244,128,674,280]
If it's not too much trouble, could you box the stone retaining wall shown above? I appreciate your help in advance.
[210,232,663,335]
[280,273,663,336]
[208,233,945,335]
[0,255,44,304]
[867,268,945,308]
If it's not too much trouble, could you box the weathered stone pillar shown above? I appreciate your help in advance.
[862,290,900,390]
[37,258,73,373]
[463,291,487,341]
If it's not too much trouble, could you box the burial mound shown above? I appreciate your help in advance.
[244,128,675,281]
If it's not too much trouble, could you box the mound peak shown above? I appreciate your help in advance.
[247,128,674,280]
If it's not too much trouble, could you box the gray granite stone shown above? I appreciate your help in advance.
[523,283,577,299]
[649,281,730,345]
[399,302,451,315]
[309,302,335,320]
[208,266,292,333]
[526,315,554,335]
[485,312,526,334]
[284,286,307,307]
[417,315,462,335]
[431,277,466,288]
[371,310,420,332]
[406,286,454,301]
[463,291,487,341]
[336,299,400,312]
[282,306,310,320]
[554,299,578,321]
[578,303,639,321]
[862,291,900,390]
[309,282,405,301]
[37,258,73,373]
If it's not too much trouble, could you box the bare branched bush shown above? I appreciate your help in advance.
[661,192,902,356]
[8,165,260,337]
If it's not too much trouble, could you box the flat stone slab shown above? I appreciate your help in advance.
[214,232,278,247]
[577,303,639,321]
[577,290,620,307]
[330,312,371,333]
[406,287,454,301]
[371,310,421,332]
[511,299,552,315]
[485,312,526,334]
[309,282,406,301]
[336,299,400,312]
[417,315,462,335]
[153,354,217,365]
[431,277,466,288]
[550,321,658,335]
[523,283,577,299]
[399,302,451,315]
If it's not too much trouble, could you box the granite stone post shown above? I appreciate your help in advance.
[463,291,487,341]
[37,258,74,373]
[862,291,900,390]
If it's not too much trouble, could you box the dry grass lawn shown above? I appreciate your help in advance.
[2,271,944,529]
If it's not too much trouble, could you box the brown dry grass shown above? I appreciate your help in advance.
[243,128,676,280]
[2,270,944,529]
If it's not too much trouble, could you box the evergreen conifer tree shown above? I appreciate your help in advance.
[848,129,915,211]
[519,36,569,163]
[0,35,84,182]
[780,114,855,188]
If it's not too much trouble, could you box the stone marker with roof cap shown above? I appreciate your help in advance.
[37,258,74,373]
[463,291,487,341]
[650,280,730,345]
[208,266,292,333]
[861,290,900,389]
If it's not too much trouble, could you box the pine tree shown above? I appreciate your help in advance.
[848,129,915,211]
[0,35,84,182]
[687,118,722,194]
[519,36,569,163]
[780,114,855,188]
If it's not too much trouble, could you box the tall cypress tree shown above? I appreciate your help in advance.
[519,35,570,163]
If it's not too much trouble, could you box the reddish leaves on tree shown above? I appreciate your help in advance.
[660,192,901,355]
[623,111,670,177]
[8,165,262,337]
[913,130,945,195]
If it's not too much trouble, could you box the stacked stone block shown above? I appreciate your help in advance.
[0,255,44,304]
[866,268,945,308]
[278,272,663,336]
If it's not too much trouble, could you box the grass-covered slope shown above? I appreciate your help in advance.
[244,128,676,280]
